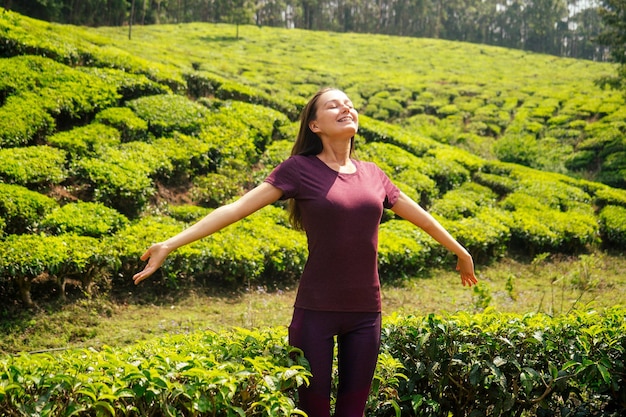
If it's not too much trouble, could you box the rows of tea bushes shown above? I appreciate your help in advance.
[1,308,624,416]
[1,10,626,307]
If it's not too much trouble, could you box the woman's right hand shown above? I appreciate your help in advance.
[133,242,173,285]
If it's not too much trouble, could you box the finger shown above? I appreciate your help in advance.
[139,248,152,261]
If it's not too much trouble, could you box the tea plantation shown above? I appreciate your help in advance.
[0,8,624,416]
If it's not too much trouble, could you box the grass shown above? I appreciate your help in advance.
[1,251,624,355]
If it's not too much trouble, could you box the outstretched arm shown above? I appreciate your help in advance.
[133,182,283,285]
[390,191,477,287]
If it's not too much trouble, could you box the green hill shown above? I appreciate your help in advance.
[0,8,625,308]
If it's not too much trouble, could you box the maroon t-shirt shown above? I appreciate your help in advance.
[264,155,400,312]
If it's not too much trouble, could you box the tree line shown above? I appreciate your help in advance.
[3,0,616,61]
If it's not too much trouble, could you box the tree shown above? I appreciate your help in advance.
[597,0,626,92]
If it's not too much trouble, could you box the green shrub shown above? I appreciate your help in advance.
[183,70,224,98]
[378,220,436,280]
[505,206,599,254]
[153,133,214,178]
[382,308,626,417]
[431,182,498,220]
[472,172,517,196]
[74,156,154,217]
[108,207,307,287]
[359,115,440,156]
[200,117,259,169]
[46,123,121,158]
[165,205,212,223]
[95,107,150,142]
[360,142,438,204]
[40,201,128,237]
[594,185,626,208]
[0,184,58,234]
[215,100,291,152]
[0,327,310,415]
[80,67,170,101]
[0,234,108,306]
[0,94,55,147]
[440,207,512,262]
[127,94,210,137]
[0,146,67,186]
[598,151,626,188]
[214,80,304,120]
[493,134,539,166]
[598,205,626,248]
[190,171,246,207]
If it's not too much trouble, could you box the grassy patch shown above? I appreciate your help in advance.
[1,252,623,355]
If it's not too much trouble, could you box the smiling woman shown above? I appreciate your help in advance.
[132,87,476,417]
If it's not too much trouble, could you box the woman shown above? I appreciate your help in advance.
[133,87,477,417]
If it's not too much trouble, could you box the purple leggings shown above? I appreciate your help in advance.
[288,308,382,417]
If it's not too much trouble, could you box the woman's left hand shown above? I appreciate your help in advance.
[456,255,478,287]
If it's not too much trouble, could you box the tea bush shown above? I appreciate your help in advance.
[0,146,67,187]
[0,327,311,416]
[94,107,150,143]
[74,156,154,217]
[359,115,440,156]
[126,94,210,138]
[46,123,121,159]
[379,219,436,280]
[381,308,626,417]
[81,67,170,102]
[598,205,626,248]
[1,309,623,416]
[0,184,58,235]
[190,171,246,208]
[39,202,128,238]
[0,94,55,147]
[0,234,110,306]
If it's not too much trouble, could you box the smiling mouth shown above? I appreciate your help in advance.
[338,116,353,122]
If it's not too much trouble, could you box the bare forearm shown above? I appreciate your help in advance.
[392,192,470,259]
[161,204,242,252]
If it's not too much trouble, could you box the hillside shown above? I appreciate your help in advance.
[0,8,625,309]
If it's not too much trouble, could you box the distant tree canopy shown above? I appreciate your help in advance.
[2,0,610,61]
[597,0,626,92]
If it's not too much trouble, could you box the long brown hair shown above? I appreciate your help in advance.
[288,87,356,230]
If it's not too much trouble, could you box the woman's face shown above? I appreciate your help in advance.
[309,89,358,139]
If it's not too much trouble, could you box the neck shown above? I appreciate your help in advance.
[317,140,355,173]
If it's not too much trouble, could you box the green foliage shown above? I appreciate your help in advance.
[190,170,246,207]
[39,202,128,238]
[127,94,210,137]
[493,133,539,166]
[74,154,154,217]
[0,146,67,186]
[381,308,626,417]
[80,67,171,101]
[441,208,512,263]
[359,115,440,156]
[598,205,626,248]
[0,234,110,306]
[107,207,307,287]
[0,184,58,234]
[378,220,435,280]
[4,308,622,416]
[0,327,311,415]
[359,141,438,205]
[165,205,212,223]
[94,106,150,142]
[0,94,56,147]
[46,123,121,159]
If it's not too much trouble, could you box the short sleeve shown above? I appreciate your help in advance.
[378,165,400,209]
[264,156,301,200]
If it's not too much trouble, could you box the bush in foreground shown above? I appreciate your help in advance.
[0,308,623,416]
